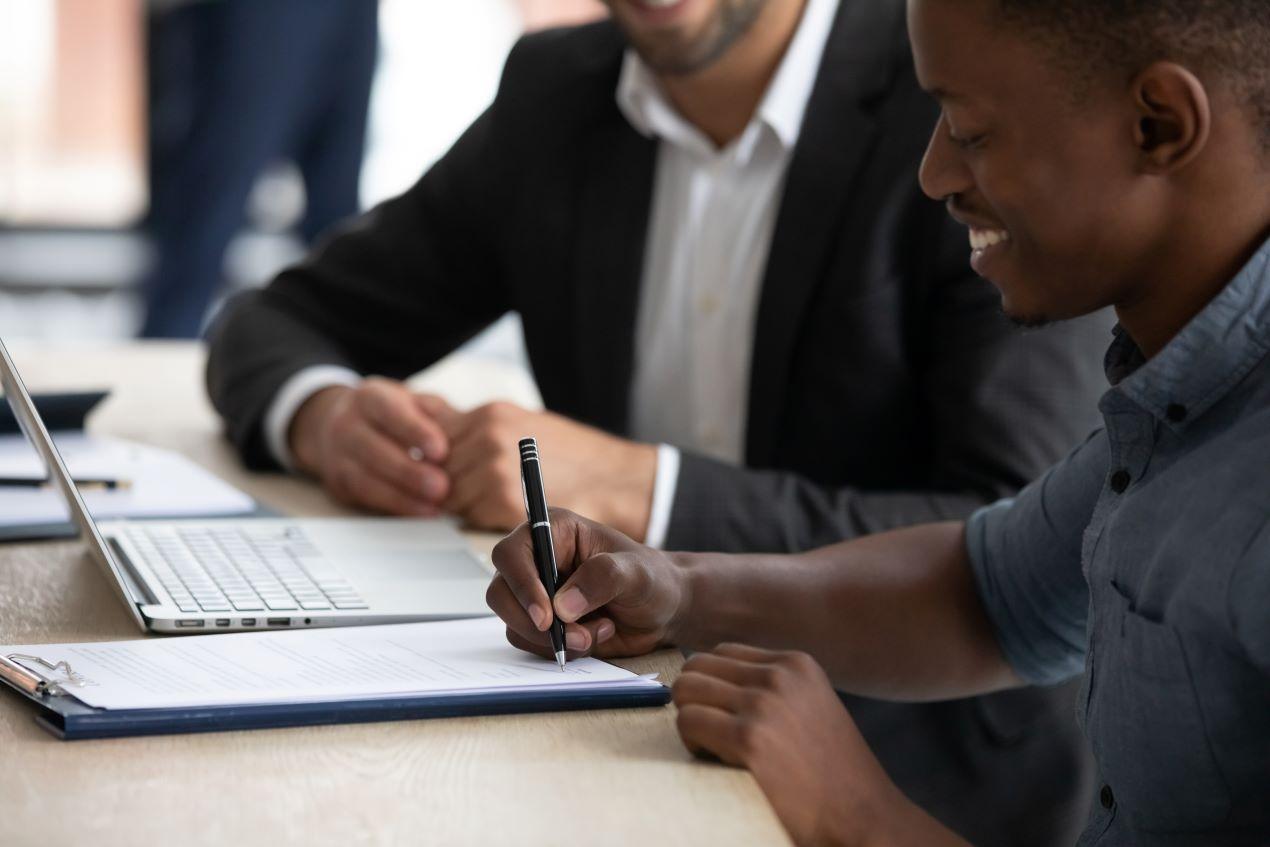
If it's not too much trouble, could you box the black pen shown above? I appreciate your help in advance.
[518,437,567,671]
[0,476,129,491]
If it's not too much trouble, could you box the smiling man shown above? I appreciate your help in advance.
[486,0,1270,843]
[207,0,1107,841]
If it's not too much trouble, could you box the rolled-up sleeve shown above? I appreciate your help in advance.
[966,430,1109,685]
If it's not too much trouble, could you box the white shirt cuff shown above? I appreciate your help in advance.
[643,443,680,549]
[264,365,362,470]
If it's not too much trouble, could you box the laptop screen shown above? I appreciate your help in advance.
[0,338,147,631]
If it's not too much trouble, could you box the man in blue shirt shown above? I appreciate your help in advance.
[486,0,1270,843]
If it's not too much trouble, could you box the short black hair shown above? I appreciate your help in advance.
[993,0,1270,146]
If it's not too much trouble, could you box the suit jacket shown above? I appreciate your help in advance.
[207,3,1107,842]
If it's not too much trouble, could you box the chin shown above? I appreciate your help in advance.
[1003,310,1054,329]
[998,293,1054,329]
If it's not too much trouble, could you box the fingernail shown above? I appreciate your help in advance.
[596,620,615,642]
[565,629,587,651]
[527,604,547,630]
[555,588,586,621]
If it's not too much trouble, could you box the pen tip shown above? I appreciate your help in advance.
[555,650,567,672]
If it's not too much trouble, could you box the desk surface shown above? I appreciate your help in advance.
[0,343,789,847]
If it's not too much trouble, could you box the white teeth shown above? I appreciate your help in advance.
[969,228,1010,251]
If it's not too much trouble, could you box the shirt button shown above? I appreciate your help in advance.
[1100,784,1115,809]
[1109,469,1131,494]
[1166,403,1188,423]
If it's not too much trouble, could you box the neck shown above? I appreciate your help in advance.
[1117,202,1270,359]
[656,0,807,148]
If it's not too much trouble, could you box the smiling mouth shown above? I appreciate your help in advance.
[965,226,1011,277]
[627,0,691,18]
[968,227,1010,251]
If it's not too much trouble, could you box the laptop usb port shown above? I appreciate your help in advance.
[241,618,256,627]
[266,617,291,627]
[176,620,205,628]
[214,619,231,627]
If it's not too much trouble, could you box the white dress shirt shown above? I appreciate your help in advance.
[264,0,836,547]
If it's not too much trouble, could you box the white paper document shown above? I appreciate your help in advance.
[2,617,661,711]
[0,432,255,528]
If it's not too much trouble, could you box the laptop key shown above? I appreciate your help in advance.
[333,600,369,610]
[299,601,331,610]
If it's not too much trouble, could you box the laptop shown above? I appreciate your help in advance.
[0,338,493,634]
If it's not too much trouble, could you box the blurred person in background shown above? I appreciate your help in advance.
[207,1,1111,841]
[139,0,378,338]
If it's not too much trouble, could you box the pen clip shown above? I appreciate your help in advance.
[1,653,89,697]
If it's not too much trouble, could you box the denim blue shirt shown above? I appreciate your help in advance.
[966,240,1270,844]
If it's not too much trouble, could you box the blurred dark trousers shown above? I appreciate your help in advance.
[140,0,378,339]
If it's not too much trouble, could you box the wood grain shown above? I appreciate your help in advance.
[0,343,790,847]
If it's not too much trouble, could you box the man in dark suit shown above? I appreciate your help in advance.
[207,0,1106,841]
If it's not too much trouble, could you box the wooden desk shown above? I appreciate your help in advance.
[0,343,789,847]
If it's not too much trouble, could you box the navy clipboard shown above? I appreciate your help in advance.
[0,659,671,741]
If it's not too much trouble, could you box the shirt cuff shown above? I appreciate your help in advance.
[264,365,362,471]
[643,444,680,549]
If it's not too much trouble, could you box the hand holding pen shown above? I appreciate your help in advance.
[492,460,691,663]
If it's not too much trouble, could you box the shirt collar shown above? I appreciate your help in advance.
[615,0,837,159]
[1105,236,1270,430]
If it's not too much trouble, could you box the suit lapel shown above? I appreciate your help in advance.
[745,0,905,466]
[573,116,657,434]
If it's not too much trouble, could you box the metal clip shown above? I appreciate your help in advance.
[1,653,89,697]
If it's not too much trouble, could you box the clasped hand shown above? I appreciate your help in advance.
[288,378,658,539]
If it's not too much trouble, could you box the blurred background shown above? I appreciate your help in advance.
[0,0,605,354]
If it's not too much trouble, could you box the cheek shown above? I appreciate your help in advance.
[985,171,1123,308]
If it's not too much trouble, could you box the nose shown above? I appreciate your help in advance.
[919,113,974,202]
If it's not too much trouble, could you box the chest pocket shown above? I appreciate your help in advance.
[1085,590,1232,832]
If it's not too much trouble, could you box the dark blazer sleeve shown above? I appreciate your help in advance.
[205,56,524,469]
[662,209,1112,554]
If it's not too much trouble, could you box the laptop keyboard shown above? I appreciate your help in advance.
[124,525,368,614]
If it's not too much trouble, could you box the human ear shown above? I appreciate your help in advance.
[1130,61,1211,173]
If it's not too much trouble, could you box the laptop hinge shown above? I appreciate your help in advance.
[105,537,162,607]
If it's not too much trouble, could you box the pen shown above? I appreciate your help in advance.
[518,437,567,671]
[0,476,130,491]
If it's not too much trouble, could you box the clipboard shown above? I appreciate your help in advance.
[0,649,671,742]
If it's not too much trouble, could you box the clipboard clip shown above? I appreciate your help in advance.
[0,653,89,697]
